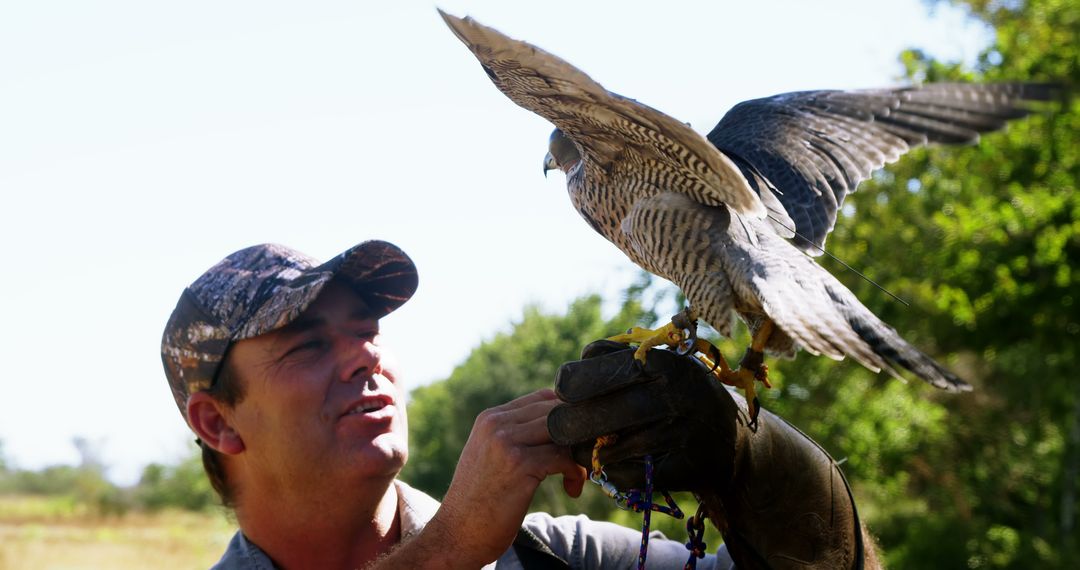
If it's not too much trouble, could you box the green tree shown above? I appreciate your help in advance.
[134,448,216,512]
[771,0,1078,566]
[70,437,130,516]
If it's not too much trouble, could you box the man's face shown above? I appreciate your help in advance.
[225,280,408,491]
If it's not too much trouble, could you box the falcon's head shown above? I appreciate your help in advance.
[543,128,581,177]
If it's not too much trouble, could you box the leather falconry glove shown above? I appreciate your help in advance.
[547,340,866,569]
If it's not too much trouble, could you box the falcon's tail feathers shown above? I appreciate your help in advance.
[847,309,972,392]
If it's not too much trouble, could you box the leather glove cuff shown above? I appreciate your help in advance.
[705,397,865,569]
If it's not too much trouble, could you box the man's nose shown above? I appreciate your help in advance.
[336,335,382,383]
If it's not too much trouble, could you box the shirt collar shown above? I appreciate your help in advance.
[393,479,441,541]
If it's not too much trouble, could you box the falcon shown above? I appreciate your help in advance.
[440,11,1054,423]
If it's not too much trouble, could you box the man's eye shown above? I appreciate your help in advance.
[287,340,325,355]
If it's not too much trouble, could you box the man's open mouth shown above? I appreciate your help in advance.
[343,396,392,416]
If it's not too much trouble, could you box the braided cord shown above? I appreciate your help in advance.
[590,436,710,569]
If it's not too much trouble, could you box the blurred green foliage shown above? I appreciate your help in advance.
[405,0,1077,567]
[0,440,217,517]
[135,452,216,512]
[0,438,131,517]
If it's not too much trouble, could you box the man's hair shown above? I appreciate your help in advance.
[200,351,245,509]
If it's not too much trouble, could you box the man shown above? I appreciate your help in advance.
[162,239,877,568]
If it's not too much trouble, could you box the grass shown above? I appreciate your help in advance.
[0,495,235,569]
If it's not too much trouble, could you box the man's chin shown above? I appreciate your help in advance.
[347,436,408,477]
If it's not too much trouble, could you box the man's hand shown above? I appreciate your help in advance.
[392,389,586,569]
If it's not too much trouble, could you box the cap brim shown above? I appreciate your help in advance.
[237,240,418,340]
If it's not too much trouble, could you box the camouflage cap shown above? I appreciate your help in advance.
[161,240,418,423]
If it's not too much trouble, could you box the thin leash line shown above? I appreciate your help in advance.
[767,213,910,307]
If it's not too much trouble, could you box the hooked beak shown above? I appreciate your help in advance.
[543,152,558,178]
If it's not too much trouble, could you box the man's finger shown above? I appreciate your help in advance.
[507,395,561,418]
[563,465,588,498]
[489,388,557,413]
[512,413,558,446]
[526,443,587,482]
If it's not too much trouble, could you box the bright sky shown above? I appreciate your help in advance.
[0,0,993,485]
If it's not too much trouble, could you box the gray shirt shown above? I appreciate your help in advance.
[212,480,735,569]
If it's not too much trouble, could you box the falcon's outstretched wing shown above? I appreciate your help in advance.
[440,11,1058,403]
[439,10,767,219]
[706,85,1057,254]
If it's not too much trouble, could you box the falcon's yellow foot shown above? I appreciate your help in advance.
[608,309,773,428]
[608,321,690,364]
[718,366,763,429]
[717,347,771,428]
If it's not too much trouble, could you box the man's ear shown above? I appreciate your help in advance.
[187,392,245,455]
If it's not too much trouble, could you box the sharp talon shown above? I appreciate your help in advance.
[704,343,723,373]
[747,397,761,430]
